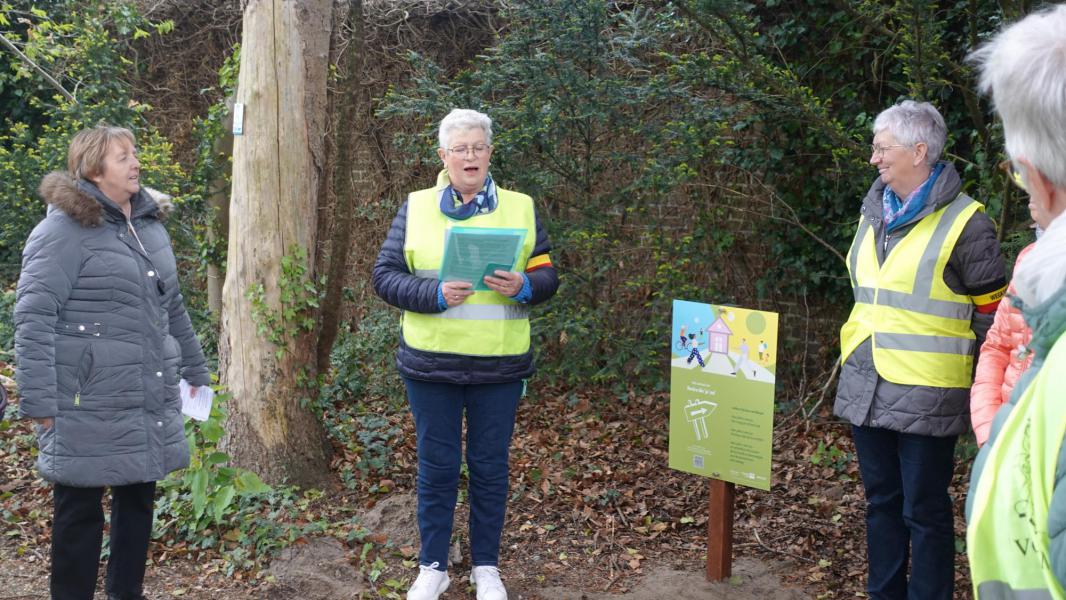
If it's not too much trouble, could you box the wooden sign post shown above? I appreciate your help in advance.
[706,479,735,581]
[669,301,778,584]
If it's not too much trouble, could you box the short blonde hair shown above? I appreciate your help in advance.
[67,125,135,180]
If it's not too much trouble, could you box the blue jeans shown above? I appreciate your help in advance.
[851,425,956,600]
[404,377,522,570]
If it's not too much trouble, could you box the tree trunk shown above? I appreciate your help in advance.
[219,0,333,488]
[207,104,233,316]
[316,0,366,373]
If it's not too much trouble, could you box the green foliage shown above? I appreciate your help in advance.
[376,0,1026,393]
[0,0,189,283]
[380,1,738,390]
[247,245,323,361]
[156,390,270,530]
[155,389,329,572]
[809,440,853,475]
[0,285,13,359]
[320,310,404,403]
[319,313,406,489]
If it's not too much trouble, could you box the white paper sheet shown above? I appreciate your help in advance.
[179,379,214,422]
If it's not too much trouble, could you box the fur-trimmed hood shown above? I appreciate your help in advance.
[38,171,172,227]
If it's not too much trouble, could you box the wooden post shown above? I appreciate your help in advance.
[706,479,735,581]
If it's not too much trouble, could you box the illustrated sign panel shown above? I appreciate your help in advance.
[668,299,778,491]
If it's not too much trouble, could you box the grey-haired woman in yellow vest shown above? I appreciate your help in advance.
[372,109,558,600]
[833,100,1006,600]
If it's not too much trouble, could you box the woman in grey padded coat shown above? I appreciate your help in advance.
[14,126,210,600]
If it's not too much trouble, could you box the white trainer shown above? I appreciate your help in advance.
[407,562,450,600]
[471,565,508,600]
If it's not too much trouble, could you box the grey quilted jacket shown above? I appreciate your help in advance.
[15,172,210,487]
[833,162,1007,437]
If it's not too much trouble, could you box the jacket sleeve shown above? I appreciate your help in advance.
[372,200,442,313]
[168,289,211,387]
[970,298,1014,446]
[524,208,559,306]
[1048,438,1066,587]
[13,220,81,419]
[946,211,1007,351]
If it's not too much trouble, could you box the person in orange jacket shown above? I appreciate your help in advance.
[970,241,1036,446]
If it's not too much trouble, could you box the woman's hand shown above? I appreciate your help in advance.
[484,270,524,297]
[442,281,475,307]
[34,417,54,430]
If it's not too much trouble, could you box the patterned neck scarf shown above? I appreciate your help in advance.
[883,162,945,232]
[439,173,497,220]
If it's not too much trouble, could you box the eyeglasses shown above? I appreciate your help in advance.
[870,143,911,157]
[445,144,490,158]
[1008,162,1027,192]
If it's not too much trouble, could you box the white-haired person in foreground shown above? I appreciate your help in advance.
[965,4,1066,599]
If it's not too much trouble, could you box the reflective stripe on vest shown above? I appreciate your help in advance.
[839,194,980,387]
[968,338,1066,600]
[401,171,536,357]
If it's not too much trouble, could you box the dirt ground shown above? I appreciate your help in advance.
[0,533,809,600]
[6,374,980,599]
[0,484,810,600]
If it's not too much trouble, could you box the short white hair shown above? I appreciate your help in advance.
[438,108,493,149]
[970,4,1066,189]
[872,100,947,166]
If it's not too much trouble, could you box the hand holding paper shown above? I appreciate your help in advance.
[179,379,215,422]
[483,269,524,297]
[442,280,475,307]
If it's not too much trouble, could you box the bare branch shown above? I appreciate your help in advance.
[0,31,77,104]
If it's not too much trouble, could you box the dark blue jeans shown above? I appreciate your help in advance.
[404,377,522,570]
[851,425,956,600]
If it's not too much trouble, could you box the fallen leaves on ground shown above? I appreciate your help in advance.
[0,379,976,599]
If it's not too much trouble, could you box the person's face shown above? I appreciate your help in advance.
[437,128,492,197]
[870,130,924,187]
[91,137,140,204]
[1016,157,1063,230]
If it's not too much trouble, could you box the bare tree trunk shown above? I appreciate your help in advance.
[219,0,334,488]
[316,0,366,372]
[207,106,233,316]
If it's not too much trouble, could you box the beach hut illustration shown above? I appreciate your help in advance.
[707,314,732,354]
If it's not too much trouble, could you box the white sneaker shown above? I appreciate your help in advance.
[470,565,508,600]
[407,562,449,600]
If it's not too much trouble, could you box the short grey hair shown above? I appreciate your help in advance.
[872,100,947,166]
[970,5,1066,189]
[438,108,492,149]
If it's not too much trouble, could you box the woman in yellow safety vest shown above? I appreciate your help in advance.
[372,109,558,600]
[833,100,1007,600]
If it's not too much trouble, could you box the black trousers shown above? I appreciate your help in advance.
[51,481,156,600]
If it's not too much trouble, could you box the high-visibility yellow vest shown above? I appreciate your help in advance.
[839,194,980,387]
[968,336,1066,599]
[402,171,536,357]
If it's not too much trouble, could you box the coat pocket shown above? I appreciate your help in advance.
[73,344,94,408]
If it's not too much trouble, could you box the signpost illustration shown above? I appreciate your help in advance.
[668,299,778,580]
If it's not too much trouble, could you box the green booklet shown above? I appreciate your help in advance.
[439,226,527,291]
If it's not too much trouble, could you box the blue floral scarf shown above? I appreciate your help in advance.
[439,173,497,220]
[883,163,945,232]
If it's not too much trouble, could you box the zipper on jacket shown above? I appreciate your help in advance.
[126,218,149,256]
[74,344,94,407]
